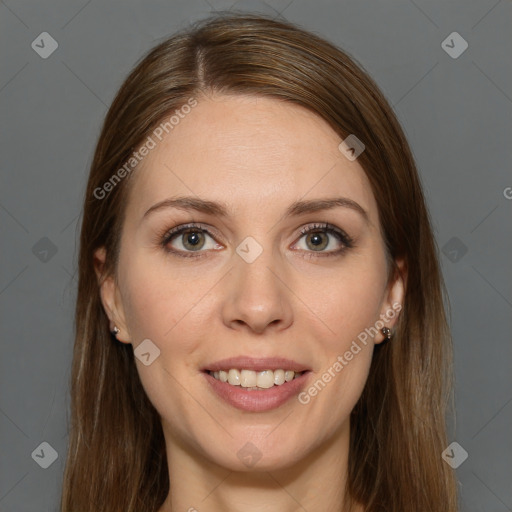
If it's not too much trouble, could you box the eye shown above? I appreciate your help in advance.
[293,223,354,256]
[161,223,222,257]
[160,222,354,259]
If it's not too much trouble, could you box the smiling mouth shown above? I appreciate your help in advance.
[207,369,306,390]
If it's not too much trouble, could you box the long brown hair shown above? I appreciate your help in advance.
[61,12,457,511]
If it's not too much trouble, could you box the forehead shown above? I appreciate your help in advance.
[126,94,378,223]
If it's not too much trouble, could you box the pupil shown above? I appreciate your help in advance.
[311,234,322,245]
[307,232,328,251]
[187,232,200,245]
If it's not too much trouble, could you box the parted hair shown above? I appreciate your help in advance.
[61,12,457,512]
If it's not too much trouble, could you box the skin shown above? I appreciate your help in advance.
[94,94,405,512]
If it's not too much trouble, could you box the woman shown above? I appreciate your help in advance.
[61,12,458,512]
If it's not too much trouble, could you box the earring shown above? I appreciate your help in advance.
[381,327,392,341]
[111,325,120,337]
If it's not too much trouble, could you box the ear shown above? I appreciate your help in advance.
[93,246,131,344]
[374,257,407,344]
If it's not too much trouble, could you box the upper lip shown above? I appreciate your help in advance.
[202,356,311,373]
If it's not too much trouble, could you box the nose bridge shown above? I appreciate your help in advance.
[222,234,293,332]
[234,234,281,299]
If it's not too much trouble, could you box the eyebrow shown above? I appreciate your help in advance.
[142,195,369,224]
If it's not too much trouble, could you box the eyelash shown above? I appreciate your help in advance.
[159,222,355,259]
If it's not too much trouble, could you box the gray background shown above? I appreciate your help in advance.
[0,0,511,510]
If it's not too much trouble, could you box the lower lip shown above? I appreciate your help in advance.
[204,371,310,412]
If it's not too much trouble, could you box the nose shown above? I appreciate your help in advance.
[221,244,293,335]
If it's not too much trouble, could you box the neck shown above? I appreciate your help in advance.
[158,419,363,512]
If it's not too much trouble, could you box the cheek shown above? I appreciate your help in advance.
[298,344,373,448]
[301,258,387,348]
[117,258,207,424]
[119,253,203,345]
[290,253,386,416]
[297,275,381,431]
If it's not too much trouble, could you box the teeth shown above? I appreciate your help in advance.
[228,369,241,386]
[257,370,274,389]
[210,369,304,389]
[240,369,256,388]
[274,369,285,385]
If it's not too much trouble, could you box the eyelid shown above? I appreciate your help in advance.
[159,221,354,257]
[297,222,353,244]
[161,222,222,243]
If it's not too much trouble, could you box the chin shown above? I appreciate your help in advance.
[195,428,319,473]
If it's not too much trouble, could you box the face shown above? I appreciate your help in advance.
[95,94,404,472]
